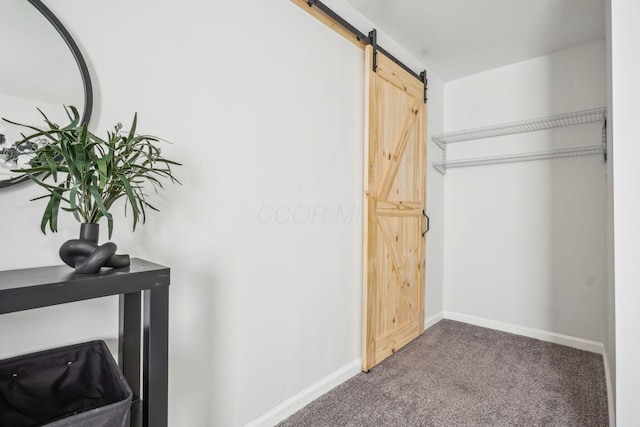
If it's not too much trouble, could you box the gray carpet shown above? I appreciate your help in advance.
[278,320,608,426]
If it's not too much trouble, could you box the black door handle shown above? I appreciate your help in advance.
[422,210,429,237]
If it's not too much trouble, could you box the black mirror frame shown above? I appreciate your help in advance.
[0,0,93,189]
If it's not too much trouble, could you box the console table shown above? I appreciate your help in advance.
[0,258,170,427]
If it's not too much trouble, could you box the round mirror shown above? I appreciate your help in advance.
[0,0,93,188]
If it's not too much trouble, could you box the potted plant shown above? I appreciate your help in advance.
[2,106,180,273]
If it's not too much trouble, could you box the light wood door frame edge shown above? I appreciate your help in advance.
[362,44,375,371]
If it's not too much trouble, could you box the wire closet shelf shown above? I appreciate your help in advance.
[432,107,607,175]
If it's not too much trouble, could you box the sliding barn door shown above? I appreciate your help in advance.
[363,45,427,371]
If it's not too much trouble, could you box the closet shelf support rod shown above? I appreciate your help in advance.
[432,145,604,174]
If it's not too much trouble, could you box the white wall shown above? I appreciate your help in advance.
[611,2,640,425]
[604,0,616,415]
[0,1,444,426]
[425,73,445,320]
[443,40,608,343]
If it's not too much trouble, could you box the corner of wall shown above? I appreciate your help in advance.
[604,0,616,418]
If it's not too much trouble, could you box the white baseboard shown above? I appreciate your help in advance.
[424,311,444,330]
[244,359,361,427]
[442,311,605,355]
[244,311,440,427]
[603,349,616,426]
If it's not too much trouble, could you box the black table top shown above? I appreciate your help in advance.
[0,258,170,314]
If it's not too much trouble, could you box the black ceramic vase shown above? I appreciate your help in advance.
[59,223,130,274]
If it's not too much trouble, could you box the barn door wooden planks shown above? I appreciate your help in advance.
[363,45,427,371]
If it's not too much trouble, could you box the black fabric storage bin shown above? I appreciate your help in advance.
[0,340,132,427]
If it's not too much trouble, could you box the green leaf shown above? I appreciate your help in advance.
[69,185,82,223]
[49,184,65,232]
[62,105,80,129]
[40,198,53,234]
[96,157,108,189]
[107,215,113,239]
[88,185,113,236]
[127,112,138,142]
[115,171,140,226]
[44,151,57,181]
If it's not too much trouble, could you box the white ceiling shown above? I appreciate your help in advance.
[346,0,606,81]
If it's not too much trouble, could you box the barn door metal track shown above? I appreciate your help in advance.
[304,0,428,102]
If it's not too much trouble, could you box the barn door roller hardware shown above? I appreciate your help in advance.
[420,71,428,102]
[303,0,428,103]
[369,29,378,71]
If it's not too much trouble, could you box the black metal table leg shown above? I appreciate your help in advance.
[119,292,142,400]
[143,286,169,427]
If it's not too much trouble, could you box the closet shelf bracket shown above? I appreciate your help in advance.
[602,115,608,162]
